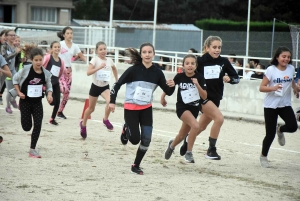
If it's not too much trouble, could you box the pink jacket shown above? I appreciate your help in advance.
[42,54,65,78]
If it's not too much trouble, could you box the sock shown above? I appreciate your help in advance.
[186,151,192,154]
[134,147,147,167]
[209,137,217,149]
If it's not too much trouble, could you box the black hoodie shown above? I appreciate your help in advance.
[197,53,239,100]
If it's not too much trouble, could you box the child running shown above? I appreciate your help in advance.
[161,54,207,163]
[178,36,240,160]
[43,41,65,126]
[80,41,118,138]
[109,43,175,175]
[57,26,86,119]
[259,46,298,168]
[12,48,53,158]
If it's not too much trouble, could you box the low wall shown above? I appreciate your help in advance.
[71,63,300,117]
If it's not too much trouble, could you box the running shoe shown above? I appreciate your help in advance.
[57,112,67,119]
[29,149,41,158]
[184,152,195,163]
[5,107,12,114]
[276,125,285,146]
[260,156,270,168]
[131,164,143,175]
[120,123,128,145]
[80,121,87,139]
[49,119,58,126]
[165,139,174,160]
[179,135,188,156]
[10,100,18,109]
[103,119,113,131]
[205,147,221,160]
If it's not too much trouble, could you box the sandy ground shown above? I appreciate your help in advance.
[0,95,300,201]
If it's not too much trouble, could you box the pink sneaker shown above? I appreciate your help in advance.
[103,119,113,131]
[29,149,41,158]
[10,100,18,109]
[6,107,12,114]
[80,121,87,139]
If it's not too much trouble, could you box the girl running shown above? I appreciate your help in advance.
[109,43,175,175]
[161,54,208,163]
[80,41,118,138]
[178,36,240,160]
[12,48,53,158]
[57,26,86,119]
[259,46,298,168]
[43,41,65,126]
[1,30,21,113]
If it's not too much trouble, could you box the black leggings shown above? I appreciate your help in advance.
[0,82,5,94]
[50,83,61,119]
[19,100,43,149]
[124,107,153,145]
[262,106,298,156]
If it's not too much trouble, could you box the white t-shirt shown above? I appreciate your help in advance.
[90,56,115,87]
[244,71,254,80]
[263,65,295,108]
[59,41,81,67]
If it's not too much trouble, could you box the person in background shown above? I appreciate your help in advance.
[243,62,255,80]
[251,63,265,80]
[236,58,244,78]
[259,46,298,168]
[0,29,8,105]
[249,58,260,68]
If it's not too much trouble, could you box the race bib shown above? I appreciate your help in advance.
[96,70,110,81]
[181,87,200,104]
[204,65,221,79]
[133,86,152,102]
[27,85,43,97]
[50,65,60,77]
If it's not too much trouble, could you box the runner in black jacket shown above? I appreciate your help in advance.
[179,36,240,160]
[109,43,175,175]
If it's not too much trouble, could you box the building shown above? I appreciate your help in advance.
[0,0,73,25]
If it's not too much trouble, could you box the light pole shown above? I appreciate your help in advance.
[153,0,158,47]
[109,0,114,47]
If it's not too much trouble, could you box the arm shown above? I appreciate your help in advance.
[12,69,25,99]
[111,65,118,82]
[259,76,281,92]
[223,60,240,84]
[1,45,20,62]
[0,65,12,78]
[42,54,50,69]
[192,78,207,100]
[158,71,175,96]
[77,52,86,63]
[87,62,105,76]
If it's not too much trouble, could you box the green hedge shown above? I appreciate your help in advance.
[195,19,291,32]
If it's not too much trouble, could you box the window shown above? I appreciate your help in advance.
[31,7,57,23]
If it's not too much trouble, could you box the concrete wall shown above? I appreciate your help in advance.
[70,63,300,117]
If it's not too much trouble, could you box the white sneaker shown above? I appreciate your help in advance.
[277,125,285,146]
[260,156,270,168]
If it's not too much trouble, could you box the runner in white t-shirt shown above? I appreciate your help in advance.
[259,46,299,168]
[56,26,86,119]
[79,41,118,139]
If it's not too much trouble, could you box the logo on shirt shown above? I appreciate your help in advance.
[273,76,292,83]
[61,47,68,54]
[179,83,196,90]
[29,78,41,85]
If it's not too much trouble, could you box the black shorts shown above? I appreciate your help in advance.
[89,83,109,97]
[176,103,200,119]
[210,98,220,108]
[198,98,220,112]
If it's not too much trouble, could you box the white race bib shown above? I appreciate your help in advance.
[204,65,221,79]
[27,85,43,97]
[181,87,200,104]
[50,65,60,77]
[133,86,152,102]
[96,70,110,81]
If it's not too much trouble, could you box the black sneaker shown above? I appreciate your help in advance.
[49,119,58,126]
[57,112,67,119]
[120,123,128,145]
[131,164,143,175]
[179,135,188,156]
[205,147,221,160]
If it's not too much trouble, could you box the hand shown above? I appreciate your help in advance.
[18,92,25,99]
[47,94,53,104]
[223,75,230,83]
[273,84,283,92]
[16,47,21,53]
[161,98,167,107]
[191,78,199,85]
[109,103,115,113]
[166,79,175,87]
